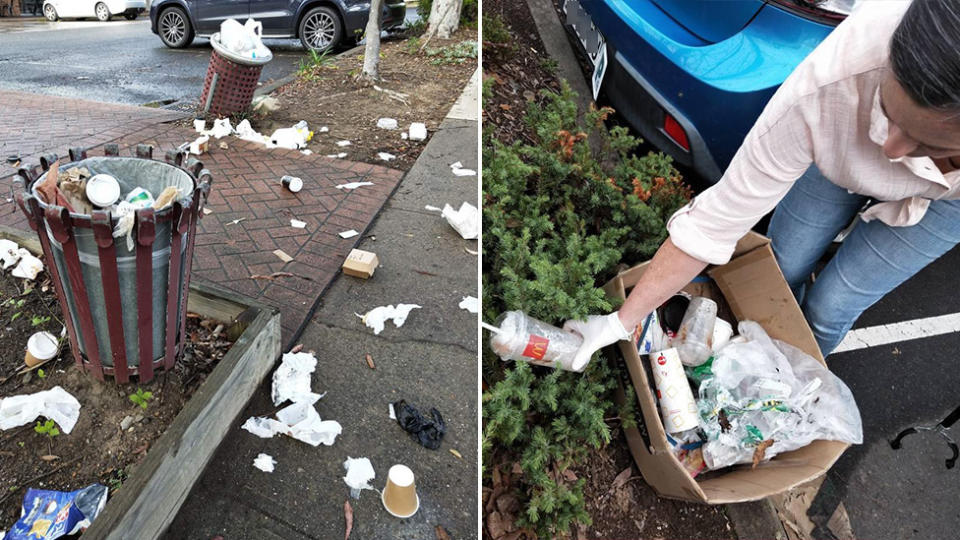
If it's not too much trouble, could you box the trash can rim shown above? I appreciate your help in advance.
[27,157,197,222]
[210,32,273,66]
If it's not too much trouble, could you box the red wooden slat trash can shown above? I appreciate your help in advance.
[199,32,273,117]
[13,145,212,384]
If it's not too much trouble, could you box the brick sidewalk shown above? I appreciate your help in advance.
[0,90,187,162]
[0,91,404,343]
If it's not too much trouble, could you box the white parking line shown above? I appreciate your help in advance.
[834,312,960,353]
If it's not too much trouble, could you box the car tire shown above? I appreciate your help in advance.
[43,3,57,21]
[299,6,342,53]
[124,11,137,20]
[95,2,111,21]
[157,6,194,49]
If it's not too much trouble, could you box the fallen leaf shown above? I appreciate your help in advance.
[449,448,462,459]
[718,409,731,433]
[344,500,353,540]
[290,344,304,354]
[752,439,775,468]
[40,455,59,462]
[365,354,375,369]
[561,469,577,482]
[496,493,520,515]
[612,467,632,490]
[249,272,297,281]
[415,269,438,277]
[435,526,452,540]
[511,462,522,475]
[487,511,507,539]
[499,104,511,111]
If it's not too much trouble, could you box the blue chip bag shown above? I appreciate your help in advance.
[5,484,107,540]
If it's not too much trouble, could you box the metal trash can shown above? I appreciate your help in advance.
[13,144,212,384]
[199,32,273,117]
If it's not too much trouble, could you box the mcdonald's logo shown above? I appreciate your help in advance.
[522,334,549,361]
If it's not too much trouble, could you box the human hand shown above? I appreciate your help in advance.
[562,312,633,371]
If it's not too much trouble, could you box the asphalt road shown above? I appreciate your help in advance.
[0,18,308,106]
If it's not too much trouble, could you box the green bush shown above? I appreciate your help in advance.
[482,82,691,536]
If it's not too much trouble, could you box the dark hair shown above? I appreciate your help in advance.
[890,0,960,112]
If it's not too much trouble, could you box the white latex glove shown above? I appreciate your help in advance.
[562,312,633,371]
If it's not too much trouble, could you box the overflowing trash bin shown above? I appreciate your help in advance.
[199,20,273,117]
[13,145,212,384]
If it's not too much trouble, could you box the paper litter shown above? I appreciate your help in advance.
[241,416,288,438]
[409,123,427,141]
[0,386,81,434]
[208,118,233,139]
[441,202,479,240]
[234,119,268,145]
[389,403,396,420]
[0,239,20,269]
[253,453,276,472]
[451,166,476,177]
[325,152,348,159]
[11,252,43,280]
[401,132,408,140]
[376,118,398,130]
[193,118,206,133]
[319,126,329,133]
[357,304,421,335]
[301,149,313,155]
[343,457,376,499]
[274,249,293,262]
[269,121,312,150]
[336,140,352,147]
[424,205,442,212]
[335,182,374,190]
[291,219,307,229]
[271,351,320,406]
[276,401,342,446]
[459,296,479,314]
[252,95,280,113]
[339,230,359,239]
[377,152,396,161]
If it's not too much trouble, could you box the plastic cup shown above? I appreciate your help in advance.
[25,331,59,367]
[86,174,121,207]
[712,318,734,352]
[381,464,419,518]
[489,311,584,372]
[674,297,717,366]
[281,175,303,193]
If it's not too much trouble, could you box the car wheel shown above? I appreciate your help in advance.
[299,6,342,52]
[158,6,194,48]
[43,3,57,21]
[95,2,111,21]
[124,11,137,20]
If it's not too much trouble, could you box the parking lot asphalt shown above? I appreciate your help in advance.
[0,18,306,106]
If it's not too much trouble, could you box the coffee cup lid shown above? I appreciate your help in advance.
[86,174,121,207]
[27,331,59,360]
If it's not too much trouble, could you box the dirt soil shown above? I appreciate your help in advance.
[482,0,734,537]
[0,267,233,528]
[247,29,477,171]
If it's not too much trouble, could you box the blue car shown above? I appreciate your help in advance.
[150,0,407,52]
[563,0,857,183]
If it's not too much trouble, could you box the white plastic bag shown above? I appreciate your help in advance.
[220,19,255,54]
[697,321,862,470]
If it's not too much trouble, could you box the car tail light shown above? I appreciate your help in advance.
[663,114,690,152]
[768,0,859,24]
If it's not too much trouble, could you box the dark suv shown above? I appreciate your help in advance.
[150,0,407,52]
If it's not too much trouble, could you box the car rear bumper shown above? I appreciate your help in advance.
[573,0,834,183]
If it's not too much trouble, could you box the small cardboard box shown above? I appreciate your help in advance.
[603,232,849,503]
[342,249,379,278]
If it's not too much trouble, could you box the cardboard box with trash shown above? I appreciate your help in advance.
[603,232,861,503]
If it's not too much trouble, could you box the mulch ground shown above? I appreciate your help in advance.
[481,0,733,537]
[249,29,477,171]
[0,265,233,528]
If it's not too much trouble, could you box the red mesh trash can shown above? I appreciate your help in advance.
[200,32,272,117]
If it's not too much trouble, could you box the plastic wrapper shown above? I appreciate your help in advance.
[697,321,862,470]
[490,311,584,372]
[0,386,81,434]
[392,400,446,450]
[4,484,107,540]
[634,310,670,355]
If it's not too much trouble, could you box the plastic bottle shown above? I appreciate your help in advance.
[488,311,584,372]
[673,296,717,366]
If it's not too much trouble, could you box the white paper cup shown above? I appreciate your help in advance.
[86,174,121,207]
[381,464,419,518]
[281,175,303,193]
[25,331,59,367]
[712,318,734,352]
[650,348,699,433]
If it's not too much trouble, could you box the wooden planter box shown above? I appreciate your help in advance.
[0,225,281,539]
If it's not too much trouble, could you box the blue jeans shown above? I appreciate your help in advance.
[768,166,960,356]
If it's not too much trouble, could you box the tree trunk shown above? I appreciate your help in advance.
[359,0,384,82]
[425,0,462,40]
